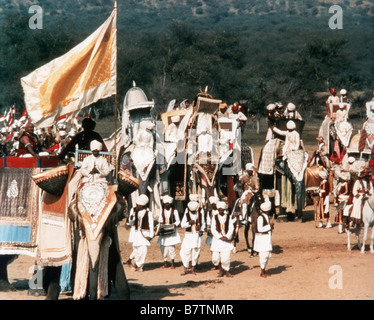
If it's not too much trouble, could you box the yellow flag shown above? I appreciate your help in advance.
[21,8,117,128]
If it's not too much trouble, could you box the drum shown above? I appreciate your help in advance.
[118,168,140,195]
[32,165,69,196]
[158,224,176,236]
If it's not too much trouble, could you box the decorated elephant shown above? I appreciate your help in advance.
[118,82,161,217]
[0,150,135,300]
[156,89,242,214]
[258,118,308,221]
[318,102,353,165]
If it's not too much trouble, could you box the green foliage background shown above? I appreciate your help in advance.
[0,0,373,121]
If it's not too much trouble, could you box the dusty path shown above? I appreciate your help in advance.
[1,205,373,300]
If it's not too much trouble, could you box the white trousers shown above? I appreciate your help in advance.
[211,250,231,271]
[132,245,148,268]
[259,251,271,269]
[180,247,200,268]
[160,245,177,261]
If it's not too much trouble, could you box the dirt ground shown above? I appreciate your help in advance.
[1,207,374,301]
[1,119,373,301]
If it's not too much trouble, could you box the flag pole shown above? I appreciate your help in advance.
[113,1,118,178]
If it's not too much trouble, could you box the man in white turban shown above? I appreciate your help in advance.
[254,200,274,278]
[180,201,205,275]
[155,195,181,269]
[316,170,331,228]
[127,194,154,272]
[272,120,301,156]
[282,103,303,120]
[165,116,180,143]
[206,196,219,247]
[80,140,114,184]
[210,201,235,277]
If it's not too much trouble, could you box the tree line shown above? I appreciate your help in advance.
[0,12,373,122]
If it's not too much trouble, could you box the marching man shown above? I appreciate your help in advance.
[254,200,274,278]
[210,201,235,278]
[127,194,154,272]
[155,195,181,269]
[238,162,259,222]
[335,171,351,234]
[316,170,331,228]
[205,196,219,247]
[180,201,205,275]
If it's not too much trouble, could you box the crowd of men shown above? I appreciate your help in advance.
[0,112,82,159]
[0,110,108,162]
[2,88,372,283]
[125,189,274,278]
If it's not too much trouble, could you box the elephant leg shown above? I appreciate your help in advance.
[113,260,130,300]
[296,196,303,221]
[108,231,130,300]
[0,255,16,292]
[88,264,99,300]
[44,266,62,300]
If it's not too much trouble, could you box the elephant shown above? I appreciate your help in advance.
[258,118,308,221]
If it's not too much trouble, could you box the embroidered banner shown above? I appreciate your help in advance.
[0,168,40,256]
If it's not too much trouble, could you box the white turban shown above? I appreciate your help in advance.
[136,194,149,206]
[171,116,180,123]
[340,89,347,95]
[286,120,296,130]
[287,103,296,111]
[260,201,272,212]
[217,201,227,210]
[90,140,103,151]
[266,104,275,111]
[189,194,199,202]
[348,156,355,164]
[245,163,255,171]
[209,196,219,205]
[162,195,173,204]
[187,201,199,212]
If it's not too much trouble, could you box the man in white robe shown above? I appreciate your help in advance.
[282,103,303,120]
[205,196,219,247]
[210,201,235,277]
[80,140,113,184]
[350,173,374,225]
[180,201,205,275]
[254,201,274,278]
[127,194,154,272]
[155,195,181,269]
[273,120,301,156]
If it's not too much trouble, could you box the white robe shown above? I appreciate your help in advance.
[80,154,113,184]
[157,208,181,246]
[210,213,234,252]
[180,209,205,249]
[273,127,300,156]
[128,208,154,247]
[351,179,373,222]
[254,214,272,253]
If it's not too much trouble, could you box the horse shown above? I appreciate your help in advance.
[234,191,263,257]
[345,193,374,253]
[360,193,374,253]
